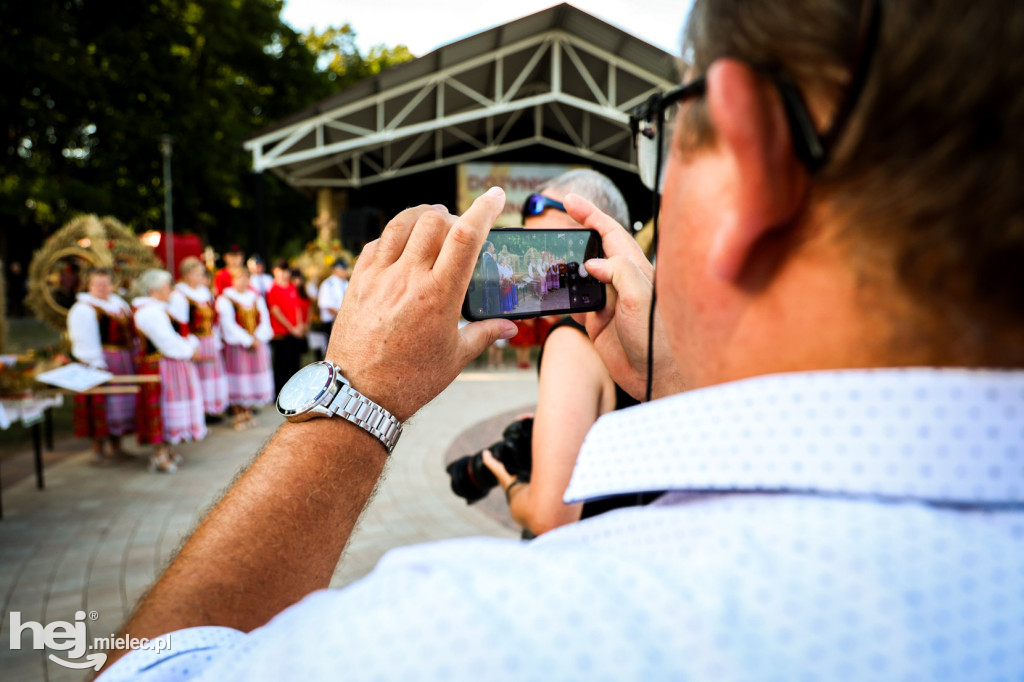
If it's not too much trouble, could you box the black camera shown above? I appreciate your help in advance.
[446,418,533,504]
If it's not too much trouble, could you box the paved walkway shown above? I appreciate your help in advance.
[0,368,537,681]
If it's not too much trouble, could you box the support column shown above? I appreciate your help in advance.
[314,188,349,247]
[315,188,338,245]
[311,187,352,245]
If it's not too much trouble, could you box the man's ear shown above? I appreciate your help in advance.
[704,59,810,282]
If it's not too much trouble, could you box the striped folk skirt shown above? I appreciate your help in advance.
[194,334,229,415]
[223,342,275,407]
[73,348,135,438]
[136,355,208,445]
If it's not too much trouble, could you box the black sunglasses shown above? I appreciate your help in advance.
[521,193,567,221]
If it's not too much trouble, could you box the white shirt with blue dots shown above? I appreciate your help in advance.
[102,368,1024,681]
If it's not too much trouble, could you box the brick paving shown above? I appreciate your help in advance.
[0,368,537,681]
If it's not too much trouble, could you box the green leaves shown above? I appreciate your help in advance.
[1,0,410,258]
[301,24,413,88]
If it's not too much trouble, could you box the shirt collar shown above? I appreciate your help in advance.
[77,292,128,314]
[564,368,1024,508]
[131,296,166,311]
[222,287,255,305]
[176,282,211,302]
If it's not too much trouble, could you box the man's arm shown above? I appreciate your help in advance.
[103,190,518,670]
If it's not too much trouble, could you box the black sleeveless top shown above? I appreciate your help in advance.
[537,317,662,520]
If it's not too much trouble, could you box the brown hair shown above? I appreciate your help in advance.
[682,0,1024,363]
[178,256,205,278]
[83,267,113,289]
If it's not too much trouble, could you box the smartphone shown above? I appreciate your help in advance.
[462,228,605,321]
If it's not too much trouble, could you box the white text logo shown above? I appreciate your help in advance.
[8,610,171,670]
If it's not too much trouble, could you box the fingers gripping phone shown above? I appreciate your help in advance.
[462,228,605,321]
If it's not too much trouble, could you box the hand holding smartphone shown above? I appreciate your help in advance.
[462,228,605,321]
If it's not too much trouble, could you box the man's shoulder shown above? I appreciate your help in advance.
[101,501,1024,681]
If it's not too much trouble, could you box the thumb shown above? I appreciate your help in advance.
[588,255,651,298]
[583,257,611,283]
[459,319,518,361]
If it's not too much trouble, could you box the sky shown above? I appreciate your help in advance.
[279,0,693,58]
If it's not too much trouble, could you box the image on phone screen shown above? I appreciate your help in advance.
[462,228,605,321]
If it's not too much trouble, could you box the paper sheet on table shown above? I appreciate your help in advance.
[34,363,114,392]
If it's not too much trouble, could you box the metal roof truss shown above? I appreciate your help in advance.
[244,32,676,187]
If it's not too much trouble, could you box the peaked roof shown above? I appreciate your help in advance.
[244,3,680,189]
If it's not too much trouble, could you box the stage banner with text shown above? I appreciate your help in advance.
[457,163,583,226]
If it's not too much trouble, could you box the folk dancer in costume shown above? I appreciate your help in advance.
[486,256,516,369]
[66,267,137,465]
[132,269,207,473]
[216,268,274,430]
[527,257,548,301]
[169,257,229,417]
[498,256,517,313]
[542,254,554,291]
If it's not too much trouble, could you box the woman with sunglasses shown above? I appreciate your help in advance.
[482,169,654,536]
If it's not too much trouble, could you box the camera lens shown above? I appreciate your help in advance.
[444,418,533,505]
[445,452,498,504]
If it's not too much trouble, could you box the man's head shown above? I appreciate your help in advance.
[137,269,173,302]
[525,169,629,231]
[85,268,114,300]
[272,259,291,285]
[655,0,1024,389]
[232,267,251,293]
[331,258,349,279]
[248,255,265,275]
[224,245,244,269]
[179,257,206,287]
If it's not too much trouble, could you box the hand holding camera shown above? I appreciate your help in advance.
[323,190,518,422]
[445,417,533,504]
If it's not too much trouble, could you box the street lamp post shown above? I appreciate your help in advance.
[159,135,175,272]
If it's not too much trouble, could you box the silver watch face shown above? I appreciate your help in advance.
[276,362,334,417]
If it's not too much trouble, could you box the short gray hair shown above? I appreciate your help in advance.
[538,169,630,230]
[135,269,173,298]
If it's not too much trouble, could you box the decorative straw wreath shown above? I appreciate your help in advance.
[26,215,160,330]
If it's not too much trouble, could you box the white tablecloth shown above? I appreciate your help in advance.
[0,395,64,430]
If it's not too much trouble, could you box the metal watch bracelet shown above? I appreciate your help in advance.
[327,379,403,454]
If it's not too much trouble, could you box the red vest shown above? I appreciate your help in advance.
[94,306,134,350]
[187,298,215,337]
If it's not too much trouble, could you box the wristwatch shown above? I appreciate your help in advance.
[276,361,403,453]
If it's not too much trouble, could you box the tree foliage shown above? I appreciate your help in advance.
[0,0,412,260]
[303,24,414,88]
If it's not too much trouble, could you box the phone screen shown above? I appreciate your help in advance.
[462,228,605,321]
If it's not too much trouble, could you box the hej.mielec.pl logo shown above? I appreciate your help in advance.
[8,609,170,670]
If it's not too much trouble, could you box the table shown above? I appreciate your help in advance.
[0,377,161,519]
[0,394,62,518]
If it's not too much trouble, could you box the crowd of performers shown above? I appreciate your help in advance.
[67,258,278,473]
[496,253,565,314]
